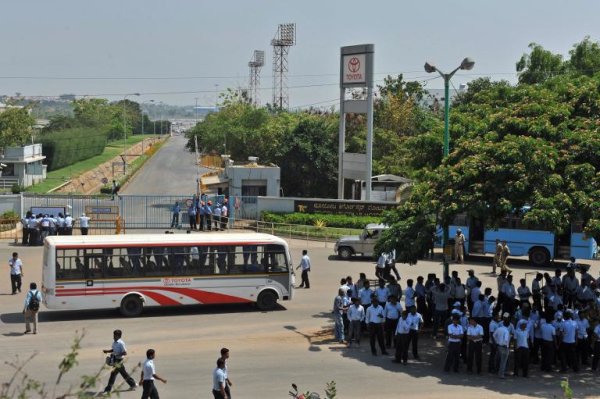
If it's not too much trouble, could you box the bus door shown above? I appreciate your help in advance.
[570,222,597,260]
[469,218,485,254]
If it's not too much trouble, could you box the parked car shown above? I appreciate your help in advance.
[334,223,388,259]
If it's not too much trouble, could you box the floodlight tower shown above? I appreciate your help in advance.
[248,50,265,106]
[271,23,296,109]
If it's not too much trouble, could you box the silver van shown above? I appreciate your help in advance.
[334,223,388,259]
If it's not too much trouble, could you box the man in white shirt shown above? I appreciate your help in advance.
[64,213,73,235]
[347,297,365,348]
[493,317,512,379]
[393,311,411,364]
[366,296,388,356]
[213,357,228,399]
[466,317,484,374]
[513,321,531,377]
[407,306,423,360]
[295,250,311,289]
[78,213,91,236]
[9,252,23,294]
[559,310,579,372]
[102,330,137,394]
[139,349,166,399]
[383,296,402,348]
[220,202,229,230]
[219,348,233,399]
[444,315,464,372]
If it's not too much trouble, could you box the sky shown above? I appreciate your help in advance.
[1,0,599,108]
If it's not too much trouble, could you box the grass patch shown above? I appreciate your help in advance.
[255,222,361,241]
[26,135,149,193]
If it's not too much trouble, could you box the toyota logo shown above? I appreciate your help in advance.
[348,57,361,73]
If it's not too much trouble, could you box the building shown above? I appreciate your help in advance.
[201,156,280,197]
[0,144,47,188]
[359,174,411,202]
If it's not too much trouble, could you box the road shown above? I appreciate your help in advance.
[121,134,211,195]
[1,237,598,398]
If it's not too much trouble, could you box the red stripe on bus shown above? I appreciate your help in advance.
[138,290,181,306]
[55,286,251,304]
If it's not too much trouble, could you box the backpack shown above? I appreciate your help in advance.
[28,290,40,311]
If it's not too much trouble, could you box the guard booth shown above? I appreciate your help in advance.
[85,206,122,235]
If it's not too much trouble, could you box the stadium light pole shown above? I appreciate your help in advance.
[424,57,474,280]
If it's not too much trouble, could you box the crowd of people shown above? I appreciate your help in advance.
[20,210,90,245]
[172,195,230,231]
[332,257,600,378]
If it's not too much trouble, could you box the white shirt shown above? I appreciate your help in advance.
[375,287,389,303]
[407,312,423,331]
[366,304,385,324]
[190,247,199,260]
[395,317,411,334]
[466,324,484,341]
[221,205,228,217]
[142,358,156,380]
[359,288,373,305]
[79,216,90,228]
[447,324,464,343]
[64,216,73,227]
[213,367,226,391]
[515,329,529,348]
[9,257,22,275]
[347,304,365,322]
[111,339,127,359]
[493,325,510,347]
[298,255,311,271]
[383,302,402,320]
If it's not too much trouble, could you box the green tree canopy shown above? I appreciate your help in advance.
[0,107,35,148]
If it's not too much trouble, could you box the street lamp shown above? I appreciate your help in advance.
[424,57,474,279]
[123,93,140,158]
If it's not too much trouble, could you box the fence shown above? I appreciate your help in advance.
[21,193,259,231]
[0,219,18,242]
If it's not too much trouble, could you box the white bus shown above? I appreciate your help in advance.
[42,233,294,316]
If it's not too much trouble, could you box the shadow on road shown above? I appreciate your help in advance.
[0,302,286,324]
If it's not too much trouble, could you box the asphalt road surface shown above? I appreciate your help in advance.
[1,236,599,398]
[121,134,211,195]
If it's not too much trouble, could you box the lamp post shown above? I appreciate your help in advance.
[424,57,474,279]
[123,93,140,158]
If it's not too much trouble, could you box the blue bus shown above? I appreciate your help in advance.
[447,214,597,267]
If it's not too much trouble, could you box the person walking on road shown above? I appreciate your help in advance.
[219,348,233,399]
[213,358,228,399]
[23,282,42,334]
[296,250,311,288]
[500,240,512,274]
[102,329,137,394]
[139,349,167,399]
[9,252,23,295]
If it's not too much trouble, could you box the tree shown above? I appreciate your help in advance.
[379,68,600,263]
[516,42,565,84]
[273,115,338,198]
[567,36,600,76]
[0,107,35,148]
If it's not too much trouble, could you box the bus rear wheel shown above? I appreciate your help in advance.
[257,290,278,311]
[529,247,550,267]
[120,295,144,317]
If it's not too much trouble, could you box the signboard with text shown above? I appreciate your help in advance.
[294,200,395,216]
[342,54,366,85]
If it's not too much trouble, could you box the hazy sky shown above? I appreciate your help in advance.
[1,0,599,108]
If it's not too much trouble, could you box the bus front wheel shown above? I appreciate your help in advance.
[120,295,144,317]
[257,290,278,311]
[529,247,550,267]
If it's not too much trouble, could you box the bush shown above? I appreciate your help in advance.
[40,127,108,171]
[261,212,381,229]
[11,183,24,194]
[1,210,19,220]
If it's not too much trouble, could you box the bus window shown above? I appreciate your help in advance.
[56,249,85,280]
